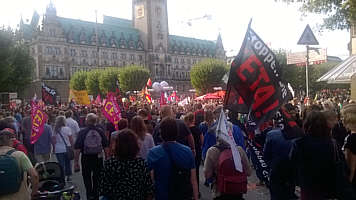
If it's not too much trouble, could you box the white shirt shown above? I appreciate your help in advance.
[66,117,80,139]
[53,126,72,154]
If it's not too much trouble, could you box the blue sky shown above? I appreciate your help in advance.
[0,0,350,59]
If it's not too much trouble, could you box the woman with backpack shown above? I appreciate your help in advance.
[52,115,74,181]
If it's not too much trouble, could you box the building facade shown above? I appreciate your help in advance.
[20,0,225,101]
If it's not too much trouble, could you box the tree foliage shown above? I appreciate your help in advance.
[85,69,101,96]
[0,28,34,93]
[70,71,87,90]
[99,68,120,94]
[118,65,150,93]
[278,0,356,30]
[190,59,228,95]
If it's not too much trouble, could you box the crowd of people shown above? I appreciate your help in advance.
[0,90,356,200]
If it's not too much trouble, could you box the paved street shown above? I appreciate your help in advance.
[67,161,271,200]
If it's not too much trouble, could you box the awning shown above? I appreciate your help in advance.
[317,55,356,84]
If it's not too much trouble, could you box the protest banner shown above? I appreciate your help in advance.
[30,102,48,144]
[102,93,121,130]
[71,90,91,105]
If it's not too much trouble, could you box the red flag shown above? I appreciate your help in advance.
[30,101,48,144]
[102,93,122,130]
[95,94,102,105]
[146,78,152,87]
[160,92,166,106]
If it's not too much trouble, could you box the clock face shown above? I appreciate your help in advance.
[136,5,144,19]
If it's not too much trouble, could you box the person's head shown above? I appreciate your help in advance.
[195,103,202,111]
[115,129,140,160]
[65,110,73,118]
[58,111,65,116]
[0,119,16,140]
[303,111,331,138]
[341,103,356,132]
[213,106,223,119]
[54,116,66,133]
[118,118,129,130]
[86,113,98,126]
[204,110,215,125]
[284,103,299,120]
[322,110,338,129]
[160,117,178,142]
[0,130,13,147]
[137,109,149,120]
[183,112,195,127]
[160,105,173,118]
[130,116,147,140]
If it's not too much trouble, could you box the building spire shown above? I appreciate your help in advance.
[46,0,57,16]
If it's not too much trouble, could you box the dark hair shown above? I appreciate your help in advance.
[137,109,148,118]
[160,117,178,142]
[118,118,128,130]
[65,110,73,118]
[0,119,16,131]
[115,129,140,160]
[130,116,147,140]
[303,111,331,138]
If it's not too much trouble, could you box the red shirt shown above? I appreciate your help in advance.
[12,140,28,155]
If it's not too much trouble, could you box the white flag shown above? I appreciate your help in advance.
[216,109,243,172]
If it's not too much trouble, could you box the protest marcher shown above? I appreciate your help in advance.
[184,112,203,196]
[131,116,155,160]
[263,104,303,200]
[138,108,155,134]
[0,129,39,200]
[290,111,355,199]
[204,137,252,200]
[0,119,28,155]
[34,119,52,163]
[341,103,356,191]
[21,111,36,164]
[194,103,205,126]
[200,110,216,160]
[109,118,129,156]
[99,129,154,200]
[52,116,74,181]
[65,110,80,141]
[201,107,245,161]
[152,105,195,154]
[147,117,199,200]
[74,113,109,200]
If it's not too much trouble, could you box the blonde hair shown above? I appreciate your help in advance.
[342,103,356,131]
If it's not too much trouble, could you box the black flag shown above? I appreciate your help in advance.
[42,83,57,105]
[224,21,291,127]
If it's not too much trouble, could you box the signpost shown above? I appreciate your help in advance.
[297,24,319,97]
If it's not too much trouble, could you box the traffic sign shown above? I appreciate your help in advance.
[297,24,319,45]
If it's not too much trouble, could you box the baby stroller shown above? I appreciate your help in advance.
[33,162,79,200]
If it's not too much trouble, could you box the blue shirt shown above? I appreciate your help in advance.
[147,142,195,200]
[34,124,53,154]
[200,122,245,160]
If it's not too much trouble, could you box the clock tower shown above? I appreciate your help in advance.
[133,0,169,53]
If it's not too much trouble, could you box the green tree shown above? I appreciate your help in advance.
[118,65,150,93]
[70,71,88,90]
[0,28,34,93]
[85,69,102,96]
[278,0,356,30]
[190,58,228,95]
[99,67,120,94]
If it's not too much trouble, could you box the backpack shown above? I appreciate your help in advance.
[217,149,247,195]
[162,144,193,200]
[0,149,23,195]
[83,129,103,155]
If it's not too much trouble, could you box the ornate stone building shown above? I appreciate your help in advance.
[20,0,225,101]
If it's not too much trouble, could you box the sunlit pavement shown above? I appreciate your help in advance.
[69,164,271,200]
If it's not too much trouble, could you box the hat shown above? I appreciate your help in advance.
[0,130,13,136]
